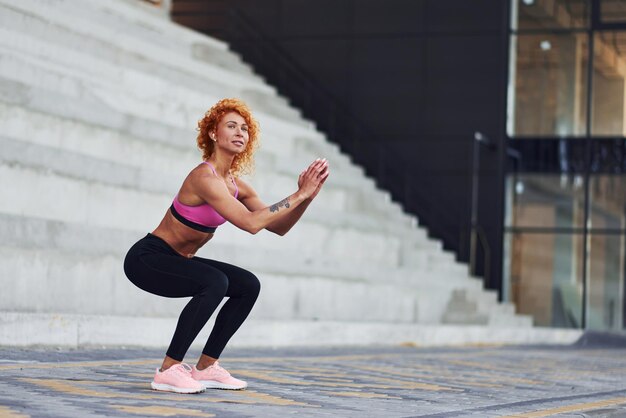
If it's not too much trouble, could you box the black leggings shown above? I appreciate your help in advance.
[123,233,260,361]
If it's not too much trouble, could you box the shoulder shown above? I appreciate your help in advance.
[233,177,258,199]
[189,163,218,182]
[187,163,224,193]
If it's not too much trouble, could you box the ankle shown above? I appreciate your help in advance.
[196,363,214,371]
[196,354,219,370]
[161,360,181,372]
[196,361,217,370]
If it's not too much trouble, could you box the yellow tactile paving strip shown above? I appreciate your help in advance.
[0,405,30,418]
[501,397,626,417]
[110,405,215,417]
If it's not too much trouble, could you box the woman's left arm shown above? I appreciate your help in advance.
[237,162,329,236]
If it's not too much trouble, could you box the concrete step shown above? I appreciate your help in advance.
[0,90,386,205]
[0,98,416,227]
[0,136,427,257]
[0,0,264,93]
[0,243,518,325]
[47,0,258,77]
[442,289,488,325]
[487,313,534,327]
[36,0,230,44]
[0,58,356,196]
[0,160,416,267]
[441,289,533,327]
[442,310,533,328]
[0,246,421,323]
[0,0,410,224]
[0,213,526,325]
[0,36,299,136]
[0,312,582,348]
[0,213,477,290]
[0,18,388,203]
[0,64,400,222]
[32,0,259,80]
[442,311,489,326]
[0,121,425,236]
[0,1,306,127]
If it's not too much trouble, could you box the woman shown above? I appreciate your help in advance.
[123,98,329,394]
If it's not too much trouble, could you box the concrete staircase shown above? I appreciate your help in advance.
[0,0,581,348]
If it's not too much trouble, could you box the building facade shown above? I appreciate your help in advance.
[505,0,626,330]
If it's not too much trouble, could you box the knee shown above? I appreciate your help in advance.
[245,272,261,297]
[216,273,230,295]
[201,272,229,297]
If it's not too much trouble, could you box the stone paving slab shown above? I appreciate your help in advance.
[0,344,626,417]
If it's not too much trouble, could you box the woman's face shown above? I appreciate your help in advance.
[213,111,249,154]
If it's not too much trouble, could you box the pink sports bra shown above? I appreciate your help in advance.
[169,162,239,233]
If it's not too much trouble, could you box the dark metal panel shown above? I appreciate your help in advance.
[280,39,352,105]
[424,34,503,135]
[280,0,354,38]
[425,0,504,33]
[353,0,425,35]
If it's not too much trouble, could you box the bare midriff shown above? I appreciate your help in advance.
[151,210,213,258]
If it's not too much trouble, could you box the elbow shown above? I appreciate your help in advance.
[269,227,288,236]
[242,220,263,235]
[245,225,262,235]
[265,225,287,236]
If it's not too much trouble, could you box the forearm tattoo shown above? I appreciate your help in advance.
[270,198,290,212]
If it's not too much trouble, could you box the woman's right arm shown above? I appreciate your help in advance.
[192,161,327,234]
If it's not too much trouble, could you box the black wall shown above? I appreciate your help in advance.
[173,0,510,293]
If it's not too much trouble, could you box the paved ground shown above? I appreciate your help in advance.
[1,338,626,417]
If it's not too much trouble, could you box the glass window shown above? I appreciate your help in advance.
[504,232,584,327]
[591,138,626,172]
[591,32,626,136]
[600,0,626,23]
[513,0,590,30]
[586,233,625,330]
[508,0,626,332]
[505,174,586,228]
[510,33,589,136]
[589,174,626,230]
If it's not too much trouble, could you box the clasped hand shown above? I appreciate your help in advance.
[298,158,330,199]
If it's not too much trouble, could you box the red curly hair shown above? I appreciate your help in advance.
[197,98,260,176]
